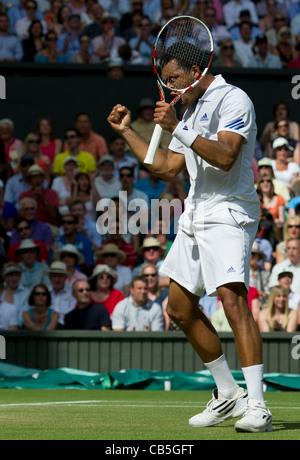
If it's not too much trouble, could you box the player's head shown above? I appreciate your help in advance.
[160,41,210,74]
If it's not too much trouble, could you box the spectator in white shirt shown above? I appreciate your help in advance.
[223,0,259,28]
[47,261,76,326]
[15,0,47,40]
[233,20,255,67]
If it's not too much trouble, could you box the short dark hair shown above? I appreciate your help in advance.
[28,284,52,307]
[119,166,134,176]
[160,42,210,73]
[64,127,80,137]
[131,276,148,288]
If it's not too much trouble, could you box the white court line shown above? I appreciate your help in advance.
[0,400,299,410]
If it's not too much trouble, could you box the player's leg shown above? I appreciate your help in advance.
[217,282,273,433]
[167,279,248,427]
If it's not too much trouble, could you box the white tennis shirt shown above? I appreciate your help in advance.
[169,74,260,233]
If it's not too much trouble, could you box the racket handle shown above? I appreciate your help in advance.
[144,124,163,165]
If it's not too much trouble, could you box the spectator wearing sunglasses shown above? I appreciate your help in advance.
[21,133,51,180]
[23,283,59,331]
[16,239,50,292]
[7,216,49,263]
[64,280,111,330]
[53,128,96,176]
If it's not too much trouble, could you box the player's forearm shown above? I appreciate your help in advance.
[120,127,174,181]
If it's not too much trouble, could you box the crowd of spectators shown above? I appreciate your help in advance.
[0,91,300,334]
[1,0,300,69]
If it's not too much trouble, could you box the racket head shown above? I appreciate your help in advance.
[153,16,214,95]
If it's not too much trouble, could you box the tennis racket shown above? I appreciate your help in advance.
[144,15,214,165]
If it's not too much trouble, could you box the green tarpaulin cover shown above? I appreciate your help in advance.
[0,362,299,391]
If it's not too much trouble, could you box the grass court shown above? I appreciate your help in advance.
[0,389,299,441]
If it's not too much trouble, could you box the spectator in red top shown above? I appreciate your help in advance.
[0,118,23,173]
[89,264,124,318]
[19,164,59,227]
[7,216,48,263]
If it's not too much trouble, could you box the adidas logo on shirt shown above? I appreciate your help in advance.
[227,266,236,273]
[200,113,208,121]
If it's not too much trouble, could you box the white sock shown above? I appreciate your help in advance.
[204,354,239,399]
[242,364,265,403]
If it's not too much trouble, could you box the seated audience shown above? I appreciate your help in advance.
[89,264,124,318]
[47,261,76,326]
[0,262,29,328]
[16,238,50,291]
[52,243,87,286]
[258,285,298,332]
[64,280,111,330]
[23,283,59,331]
[111,276,165,331]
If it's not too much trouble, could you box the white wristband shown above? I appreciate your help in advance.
[172,121,198,148]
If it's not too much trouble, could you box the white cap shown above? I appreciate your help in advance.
[272,137,294,151]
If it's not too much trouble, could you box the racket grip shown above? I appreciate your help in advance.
[144,124,163,165]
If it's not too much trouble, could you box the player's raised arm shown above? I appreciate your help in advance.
[107,104,185,182]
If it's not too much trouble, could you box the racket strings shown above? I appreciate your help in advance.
[156,18,212,91]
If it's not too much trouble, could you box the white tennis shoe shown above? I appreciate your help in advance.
[189,387,248,427]
[235,399,273,433]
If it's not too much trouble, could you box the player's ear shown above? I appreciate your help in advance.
[191,65,201,80]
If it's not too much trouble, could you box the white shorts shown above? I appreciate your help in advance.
[159,205,258,297]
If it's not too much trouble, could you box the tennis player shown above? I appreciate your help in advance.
[107,64,272,432]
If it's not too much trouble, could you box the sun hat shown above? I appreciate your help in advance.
[251,242,266,260]
[2,262,23,277]
[63,156,78,166]
[52,244,84,265]
[272,137,293,151]
[138,237,165,256]
[258,157,273,168]
[27,164,45,177]
[88,264,118,283]
[15,239,41,257]
[95,244,126,264]
[47,261,68,275]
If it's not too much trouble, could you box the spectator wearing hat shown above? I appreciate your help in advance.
[10,197,53,248]
[269,237,300,293]
[111,275,164,331]
[257,157,290,202]
[55,213,94,275]
[47,261,76,326]
[51,156,79,216]
[89,264,124,318]
[132,236,166,278]
[130,97,172,151]
[96,243,132,296]
[52,243,87,286]
[7,216,49,263]
[270,137,299,193]
[94,154,122,198]
[23,283,59,331]
[270,26,297,68]
[19,164,59,228]
[247,34,282,68]
[53,127,96,176]
[16,238,50,292]
[92,12,126,62]
[64,279,111,330]
[249,242,270,313]
[107,58,124,80]
[98,219,137,269]
[0,262,30,328]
